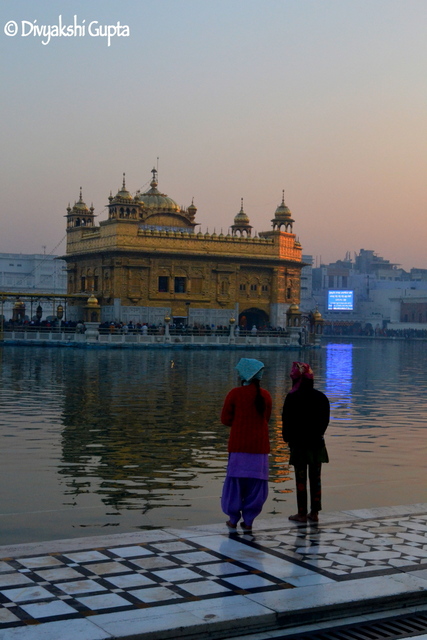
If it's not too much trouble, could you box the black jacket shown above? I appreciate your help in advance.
[282,381,330,450]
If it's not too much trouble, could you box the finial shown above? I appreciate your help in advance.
[79,187,83,202]
[240,197,244,212]
[281,189,285,205]
[122,173,126,190]
[150,167,158,188]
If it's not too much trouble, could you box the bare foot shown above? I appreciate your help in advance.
[307,512,319,522]
[240,522,253,533]
[288,513,307,523]
[226,520,237,531]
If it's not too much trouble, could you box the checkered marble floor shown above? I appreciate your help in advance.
[0,504,425,640]
[0,539,291,629]
[241,512,427,579]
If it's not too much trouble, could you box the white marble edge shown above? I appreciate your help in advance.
[341,503,427,520]
[89,595,276,640]
[0,530,179,560]
[239,603,427,640]
[0,617,112,640]
[245,572,427,615]
[1,503,425,561]
[167,511,361,539]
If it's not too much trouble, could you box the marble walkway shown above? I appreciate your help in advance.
[0,503,426,640]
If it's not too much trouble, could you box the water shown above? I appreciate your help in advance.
[0,341,425,545]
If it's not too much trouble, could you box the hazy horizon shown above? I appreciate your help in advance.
[1,1,426,271]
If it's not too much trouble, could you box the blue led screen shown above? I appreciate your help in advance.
[327,290,354,311]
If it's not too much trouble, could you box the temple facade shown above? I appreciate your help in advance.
[62,169,303,328]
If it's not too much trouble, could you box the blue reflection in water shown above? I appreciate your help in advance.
[325,343,353,420]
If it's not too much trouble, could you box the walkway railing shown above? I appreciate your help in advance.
[0,326,299,347]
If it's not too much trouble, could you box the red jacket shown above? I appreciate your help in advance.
[221,384,272,453]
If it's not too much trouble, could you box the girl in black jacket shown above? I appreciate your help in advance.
[282,362,330,523]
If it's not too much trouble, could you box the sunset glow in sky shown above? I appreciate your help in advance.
[1,1,426,270]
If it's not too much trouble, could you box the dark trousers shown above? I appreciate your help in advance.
[294,463,322,515]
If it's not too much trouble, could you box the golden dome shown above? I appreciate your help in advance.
[135,168,180,213]
[274,191,294,222]
[86,294,99,307]
[187,199,197,218]
[287,303,300,314]
[73,187,89,212]
[114,174,133,201]
[234,198,250,225]
[313,309,323,321]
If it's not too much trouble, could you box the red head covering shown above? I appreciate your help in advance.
[289,361,314,392]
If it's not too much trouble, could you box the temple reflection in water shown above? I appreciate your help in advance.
[58,349,295,516]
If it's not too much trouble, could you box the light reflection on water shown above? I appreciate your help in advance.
[0,341,425,544]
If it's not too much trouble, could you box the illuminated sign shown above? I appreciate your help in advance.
[328,290,354,311]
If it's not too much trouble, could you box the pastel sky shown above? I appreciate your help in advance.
[1,0,426,270]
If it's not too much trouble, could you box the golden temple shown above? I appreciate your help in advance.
[62,168,303,328]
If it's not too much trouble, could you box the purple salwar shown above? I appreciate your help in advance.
[221,453,269,526]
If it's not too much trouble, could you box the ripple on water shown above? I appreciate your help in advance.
[0,341,425,543]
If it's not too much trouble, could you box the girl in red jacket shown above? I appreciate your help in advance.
[221,358,272,533]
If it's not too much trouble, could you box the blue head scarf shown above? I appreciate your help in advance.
[235,358,264,383]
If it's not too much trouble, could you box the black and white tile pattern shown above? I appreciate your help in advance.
[0,506,426,637]
[0,538,291,629]
[246,513,427,580]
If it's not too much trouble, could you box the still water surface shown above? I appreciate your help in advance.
[0,341,425,545]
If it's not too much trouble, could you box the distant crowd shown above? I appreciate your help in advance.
[5,318,427,341]
[324,325,427,339]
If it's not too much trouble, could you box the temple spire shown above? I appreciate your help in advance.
[151,167,158,188]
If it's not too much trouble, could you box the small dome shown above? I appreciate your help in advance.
[274,191,294,221]
[188,199,197,214]
[73,187,89,212]
[114,174,133,201]
[287,303,300,313]
[234,198,250,225]
[86,294,99,307]
[135,168,180,213]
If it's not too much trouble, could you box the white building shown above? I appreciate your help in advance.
[312,250,427,331]
[0,253,67,321]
